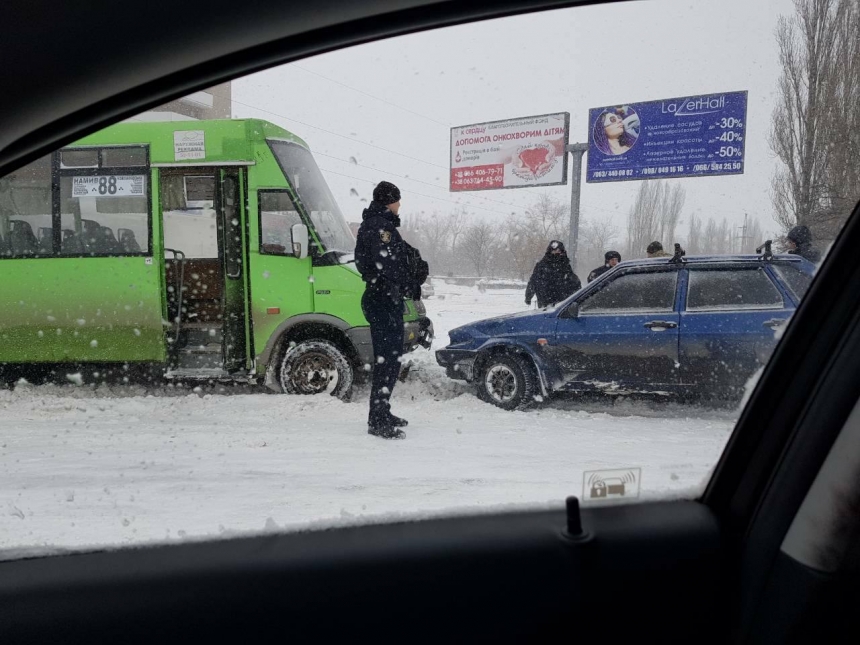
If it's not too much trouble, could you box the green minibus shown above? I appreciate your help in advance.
[0,118,433,395]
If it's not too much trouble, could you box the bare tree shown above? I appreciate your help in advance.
[499,195,571,280]
[625,180,686,257]
[771,0,860,242]
[405,210,451,270]
[524,194,568,241]
[503,214,536,281]
[687,213,703,254]
[659,183,685,245]
[579,215,620,273]
[446,208,468,255]
[699,217,734,254]
[459,221,499,276]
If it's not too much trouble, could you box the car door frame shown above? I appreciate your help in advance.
[551,265,682,393]
[677,261,794,396]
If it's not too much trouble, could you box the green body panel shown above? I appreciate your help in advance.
[310,264,367,327]
[244,163,315,371]
[0,258,165,362]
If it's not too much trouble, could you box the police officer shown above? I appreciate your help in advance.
[587,250,621,283]
[355,181,417,440]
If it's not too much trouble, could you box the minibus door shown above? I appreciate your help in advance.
[219,168,251,372]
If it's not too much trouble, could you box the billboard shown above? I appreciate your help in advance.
[450,112,570,191]
[586,91,748,183]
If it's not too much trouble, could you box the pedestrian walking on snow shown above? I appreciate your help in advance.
[525,240,581,308]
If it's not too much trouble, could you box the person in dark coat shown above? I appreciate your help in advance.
[525,240,582,308]
[786,225,821,263]
[646,241,671,258]
[587,250,622,283]
[354,181,422,440]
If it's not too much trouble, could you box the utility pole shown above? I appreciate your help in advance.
[736,212,749,253]
[566,143,589,270]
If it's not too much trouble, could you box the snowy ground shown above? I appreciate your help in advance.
[0,281,737,555]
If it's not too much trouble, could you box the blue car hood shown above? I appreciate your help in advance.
[451,308,558,340]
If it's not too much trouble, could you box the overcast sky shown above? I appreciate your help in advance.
[233,0,794,245]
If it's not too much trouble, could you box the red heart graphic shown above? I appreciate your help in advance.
[519,147,550,173]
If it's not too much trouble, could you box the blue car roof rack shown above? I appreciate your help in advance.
[756,239,774,262]
[668,243,686,264]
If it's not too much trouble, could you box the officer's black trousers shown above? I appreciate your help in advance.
[361,289,404,427]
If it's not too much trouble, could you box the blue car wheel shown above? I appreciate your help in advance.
[477,353,538,411]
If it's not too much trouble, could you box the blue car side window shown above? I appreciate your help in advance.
[579,271,676,315]
[772,264,813,302]
[686,268,784,311]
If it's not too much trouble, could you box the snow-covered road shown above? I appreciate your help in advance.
[0,282,736,554]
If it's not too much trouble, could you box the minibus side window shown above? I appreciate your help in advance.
[0,155,52,258]
[259,190,304,256]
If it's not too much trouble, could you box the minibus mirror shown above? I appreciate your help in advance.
[291,224,309,259]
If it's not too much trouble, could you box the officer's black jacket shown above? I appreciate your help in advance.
[587,263,611,283]
[355,201,412,300]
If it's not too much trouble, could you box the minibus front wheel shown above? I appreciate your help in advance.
[279,339,354,398]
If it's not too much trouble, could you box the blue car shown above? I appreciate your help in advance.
[436,254,816,409]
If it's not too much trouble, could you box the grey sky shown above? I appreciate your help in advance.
[234,0,793,245]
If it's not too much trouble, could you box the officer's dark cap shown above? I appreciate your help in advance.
[373,181,401,205]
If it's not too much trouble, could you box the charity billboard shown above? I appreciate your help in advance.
[586,91,748,183]
[450,112,570,191]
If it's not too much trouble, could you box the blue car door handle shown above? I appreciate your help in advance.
[762,318,786,328]
[643,321,678,330]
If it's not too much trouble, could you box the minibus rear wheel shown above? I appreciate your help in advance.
[279,339,354,398]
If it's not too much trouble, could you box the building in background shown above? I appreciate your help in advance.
[129,82,232,122]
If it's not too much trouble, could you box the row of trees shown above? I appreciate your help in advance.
[399,180,768,280]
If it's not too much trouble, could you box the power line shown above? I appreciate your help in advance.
[312,150,531,214]
[293,65,450,127]
[231,92,623,218]
[231,97,450,170]
[319,167,518,217]
[283,69,575,204]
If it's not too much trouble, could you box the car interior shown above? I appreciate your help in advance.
[1,0,859,642]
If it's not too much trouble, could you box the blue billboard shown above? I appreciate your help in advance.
[586,91,748,183]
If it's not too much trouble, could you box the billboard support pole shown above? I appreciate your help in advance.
[565,143,588,272]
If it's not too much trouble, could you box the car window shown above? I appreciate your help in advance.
[772,264,813,302]
[579,271,677,314]
[1,0,858,556]
[687,268,784,311]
